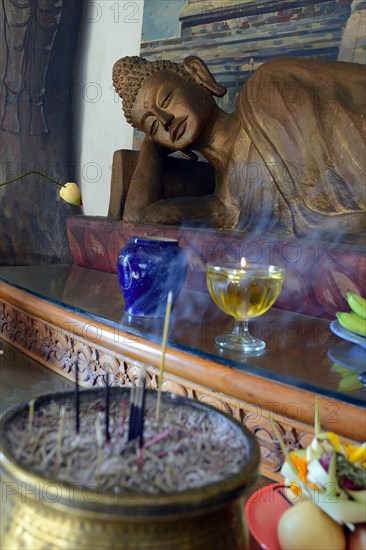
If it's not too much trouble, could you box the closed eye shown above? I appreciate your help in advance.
[149,118,158,136]
[161,91,172,108]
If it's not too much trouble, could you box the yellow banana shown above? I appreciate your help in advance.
[336,311,366,337]
[331,363,352,376]
[346,291,366,320]
[331,364,364,391]
[337,372,364,392]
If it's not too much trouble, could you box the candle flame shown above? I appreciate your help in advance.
[240,257,247,268]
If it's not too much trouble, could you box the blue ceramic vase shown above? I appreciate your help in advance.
[117,237,188,317]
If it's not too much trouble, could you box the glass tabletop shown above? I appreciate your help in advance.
[1,264,365,408]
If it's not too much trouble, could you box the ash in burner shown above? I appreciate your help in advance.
[5,392,248,495]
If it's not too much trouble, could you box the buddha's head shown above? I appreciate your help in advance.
[112,55,226,150]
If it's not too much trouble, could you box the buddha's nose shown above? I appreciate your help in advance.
[153,108,173,130]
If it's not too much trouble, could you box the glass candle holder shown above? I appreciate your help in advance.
[206,262,285,354]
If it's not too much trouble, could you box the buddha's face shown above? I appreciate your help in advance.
[130,70,217,150]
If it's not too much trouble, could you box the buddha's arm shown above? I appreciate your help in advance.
[123,137,239,228]
[123,138,165,223]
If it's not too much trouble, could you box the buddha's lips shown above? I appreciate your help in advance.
[171,117,187,142]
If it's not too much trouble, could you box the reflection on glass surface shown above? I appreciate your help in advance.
[0,265,365,408]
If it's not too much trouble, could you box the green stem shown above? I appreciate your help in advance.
[314,396,321,437]
[0,170,64,188]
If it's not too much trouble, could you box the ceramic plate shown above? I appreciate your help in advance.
[330,320,366,349]
[327,342,366,373]
[245,483,291,549]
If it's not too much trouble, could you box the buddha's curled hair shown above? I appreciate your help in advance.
[112,56,195,126]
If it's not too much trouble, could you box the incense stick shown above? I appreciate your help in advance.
[75,360,80,434]
[105,370,111,443]
[28,399,35,432]
[155,291,173,421]
[128,386,136,442]
[121,396,128,437]
[138,377,147,449]
[274,484,294,506]
[95,415,103,487]
[55,406,66,473]
[128,367,147,443]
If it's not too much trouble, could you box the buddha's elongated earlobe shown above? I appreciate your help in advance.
[183,56,227,97]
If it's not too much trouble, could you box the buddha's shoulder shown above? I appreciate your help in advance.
[252,56,365,80]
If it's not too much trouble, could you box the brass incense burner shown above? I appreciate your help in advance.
[0,389,260,549]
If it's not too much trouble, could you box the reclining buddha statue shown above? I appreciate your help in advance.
[112,54,366,244]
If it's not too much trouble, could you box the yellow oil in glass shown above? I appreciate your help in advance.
[206,269,284,321]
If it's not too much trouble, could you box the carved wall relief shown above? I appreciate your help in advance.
[2,0,63,135]
[0,0,83,265]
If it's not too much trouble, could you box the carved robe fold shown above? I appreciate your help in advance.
[237,57,366,241]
